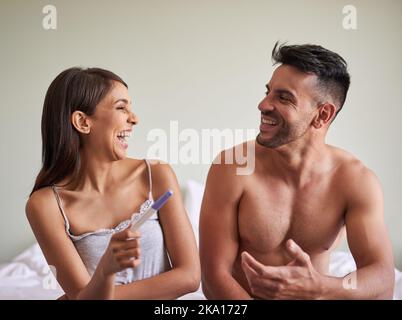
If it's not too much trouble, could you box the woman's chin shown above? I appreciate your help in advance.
[112,146,128,161]
[117,150,128,160]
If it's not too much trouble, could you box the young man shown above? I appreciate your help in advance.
[200,43,394,299]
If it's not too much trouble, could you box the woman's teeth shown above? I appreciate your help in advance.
[117,131,131,138]
[117,131,131,141]
[117,131,131,144]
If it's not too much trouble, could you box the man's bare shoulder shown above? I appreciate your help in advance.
[211,140,256,170]
[205,142,255,199]
[329,145,372,176]
[329,146,382,197]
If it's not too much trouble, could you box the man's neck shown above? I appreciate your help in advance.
[260,138,331,187]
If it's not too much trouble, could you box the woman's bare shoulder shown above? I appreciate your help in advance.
[115,158,146,179]
[144,159,179,194]
[26,187,56,216]
[25,186,66,232]
[146,159,176,178]
[115,158,178,193]
[121,158,174,177]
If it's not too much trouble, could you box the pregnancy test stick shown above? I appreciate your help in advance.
[130,190,173,231]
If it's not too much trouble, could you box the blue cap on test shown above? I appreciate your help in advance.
[151,190,173,210]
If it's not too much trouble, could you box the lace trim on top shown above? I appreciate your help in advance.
[51,193,154,241]
[51,159,155,241]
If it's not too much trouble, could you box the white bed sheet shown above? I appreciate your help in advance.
[0,243,401,300]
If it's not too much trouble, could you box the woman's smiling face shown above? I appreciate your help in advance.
[85,81,138,161]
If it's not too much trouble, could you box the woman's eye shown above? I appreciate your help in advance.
[117,106,126,111]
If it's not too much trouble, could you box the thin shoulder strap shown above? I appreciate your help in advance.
[51,185,73,236]
[144,159,154,201]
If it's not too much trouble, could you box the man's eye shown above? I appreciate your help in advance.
[279,96,290,102]
[117,106,126,110]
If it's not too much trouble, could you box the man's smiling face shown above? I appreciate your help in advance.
[257,64,321,149]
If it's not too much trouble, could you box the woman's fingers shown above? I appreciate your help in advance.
[115,248,141,260]
[110,227,141,251]
[119,257,142,269]
[122,237,140,250]
[112,228,141,241]
[126,229,141,240]
[103,227,142,272]
[111,238,140,253]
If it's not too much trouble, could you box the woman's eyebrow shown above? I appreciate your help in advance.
[113,98,131,105]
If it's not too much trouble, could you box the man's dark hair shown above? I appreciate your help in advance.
[272,42,350,118]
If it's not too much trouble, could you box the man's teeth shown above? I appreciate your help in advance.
[261,118,278,125]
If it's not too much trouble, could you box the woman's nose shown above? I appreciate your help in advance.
[128,112,139,125]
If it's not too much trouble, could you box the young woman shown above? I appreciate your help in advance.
[26,67,200,299]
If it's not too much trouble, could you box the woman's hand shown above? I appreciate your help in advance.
[99,227,141,277]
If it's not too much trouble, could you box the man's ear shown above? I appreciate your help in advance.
[312,103,337,128]
[71,111,91,134]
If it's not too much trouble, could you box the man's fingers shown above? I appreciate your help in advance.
[241,251,284,280]
[286,239,310,266]
[241,255,259,279]
[241,252,265,276]
[243,265,284,300]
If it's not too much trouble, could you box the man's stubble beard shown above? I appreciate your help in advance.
[256,117,312,149]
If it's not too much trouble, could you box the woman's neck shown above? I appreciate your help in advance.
[65,150,119,194]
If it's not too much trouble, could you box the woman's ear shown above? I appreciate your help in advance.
[312,103,337,129]
[71,111,91,134]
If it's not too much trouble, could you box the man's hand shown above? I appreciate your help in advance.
[241,239,324,300]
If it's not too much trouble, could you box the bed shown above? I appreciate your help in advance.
[1,180,401,300]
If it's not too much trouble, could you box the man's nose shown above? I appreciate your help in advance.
[258,96,275,112]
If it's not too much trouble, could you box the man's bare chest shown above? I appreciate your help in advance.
[237,179,346,255]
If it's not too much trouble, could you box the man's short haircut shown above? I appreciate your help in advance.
[272,42,351,118]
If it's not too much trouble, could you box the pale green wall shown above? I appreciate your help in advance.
[1,0,401,268]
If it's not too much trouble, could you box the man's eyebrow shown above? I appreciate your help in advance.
[276,89,296,99]
[266,84,297,99]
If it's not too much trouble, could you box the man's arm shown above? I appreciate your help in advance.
[199,152,252,299]
[321,166,394,299]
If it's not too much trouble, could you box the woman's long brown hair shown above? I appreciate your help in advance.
[30,67,127,195]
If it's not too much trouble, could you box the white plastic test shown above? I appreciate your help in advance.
[130,190,173,231]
